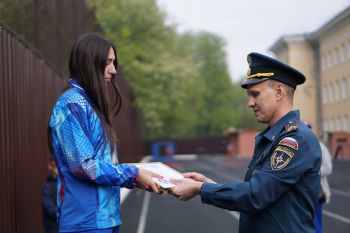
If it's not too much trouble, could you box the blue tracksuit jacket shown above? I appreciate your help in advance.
[49,80,138,232]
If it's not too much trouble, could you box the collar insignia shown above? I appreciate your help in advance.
[285,121,298,132]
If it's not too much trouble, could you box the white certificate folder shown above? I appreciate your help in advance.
[132,162,183,190]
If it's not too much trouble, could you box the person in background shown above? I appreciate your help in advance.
[223,127,236,166]
[47,33,161,233]
[169,52,321,233]
[41,158,58,233]
[305,122,333,233]
[334,144,343,160]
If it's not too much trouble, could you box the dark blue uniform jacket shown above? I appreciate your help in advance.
[200,110,321,233]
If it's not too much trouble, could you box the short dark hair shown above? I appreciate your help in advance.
[69,33,121,151]
[268,80,295,99]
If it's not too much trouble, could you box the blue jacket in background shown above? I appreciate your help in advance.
[41,175,58,233]
[200,111,321,233]
[49,83,139,232]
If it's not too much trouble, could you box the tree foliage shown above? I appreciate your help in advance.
[0,0,262,139]
[87,0,263,139]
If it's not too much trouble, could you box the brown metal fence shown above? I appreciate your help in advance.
[0,0,100,77]
[0,25,145,232]
[0,26,66,233]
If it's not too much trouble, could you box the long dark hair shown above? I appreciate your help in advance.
[69,33,122,150]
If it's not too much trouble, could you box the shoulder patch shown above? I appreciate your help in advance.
[279,137,298,150]
[285,121,298,132]
[271,146,294,170]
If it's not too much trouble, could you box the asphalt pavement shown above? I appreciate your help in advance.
[120,155,350,233]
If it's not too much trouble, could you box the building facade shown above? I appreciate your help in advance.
[270,6,350,138]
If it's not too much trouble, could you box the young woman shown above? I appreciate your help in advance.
[48,33,160,233]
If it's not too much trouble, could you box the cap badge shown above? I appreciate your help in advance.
[247,55,252,65]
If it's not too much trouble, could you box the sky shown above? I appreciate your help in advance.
[157,0,350,82]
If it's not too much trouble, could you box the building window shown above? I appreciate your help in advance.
[335,80,340,101]
[327,51,333,68]
[336,116,342,131]
[342,77,347,99]
[343,115,349,132]
[324,119,329,132]
[328,83,333,103]
[348,76,350,98]
[330,117,335,132]
[334,47,339,65]
[340,43,346,62]
[322,85,328,103]
[321,55,326,70]
[347,40,350,59]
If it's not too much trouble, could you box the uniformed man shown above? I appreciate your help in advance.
[170,52,321,233]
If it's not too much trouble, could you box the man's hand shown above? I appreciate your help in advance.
[169,178,203,201]
[136,168,163,194]
[183,172,216,184]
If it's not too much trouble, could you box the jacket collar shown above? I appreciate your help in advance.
[259,110,300,142]
[69,79,85,91]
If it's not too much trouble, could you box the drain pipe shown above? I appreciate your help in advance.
[305,34,323,137]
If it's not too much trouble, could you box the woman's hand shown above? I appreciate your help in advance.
[136,169,163,194]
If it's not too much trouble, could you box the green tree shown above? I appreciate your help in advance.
[230,78,264,130]
[1,0,262,139]
[88,0,262,138]
[189,32,237,136]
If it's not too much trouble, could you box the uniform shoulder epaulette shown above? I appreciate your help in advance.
[284,121,298,132]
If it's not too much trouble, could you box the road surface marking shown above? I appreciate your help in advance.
[331,188,350,198]
[227,211,240,221]
[137,192,151,233]
[323,210,350,224]
[121,156,151,203]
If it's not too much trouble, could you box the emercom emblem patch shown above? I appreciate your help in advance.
[271,146,294,170]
